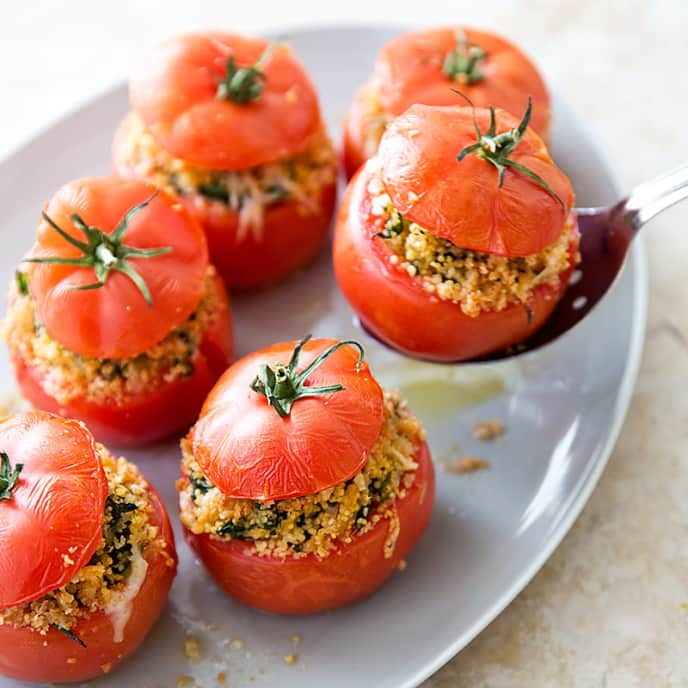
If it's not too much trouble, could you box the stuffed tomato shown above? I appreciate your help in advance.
[178,335,435,614]
[3,177,234,446]
[343,26,550,178]
[113,32,338,290]
[334,101,578,362]
[0,411,177,683]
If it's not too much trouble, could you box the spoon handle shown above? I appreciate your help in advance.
[623,162,688,229]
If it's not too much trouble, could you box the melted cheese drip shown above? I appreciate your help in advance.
[105,545,148,643]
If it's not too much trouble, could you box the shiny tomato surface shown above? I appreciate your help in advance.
[333,164,579,362]
[27,177,209,360]
[0,478,177,683]
[130,33,321,170]
[191,338,385,500]
[184,439,435,614]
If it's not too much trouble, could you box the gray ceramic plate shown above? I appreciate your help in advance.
[0,24,646,688]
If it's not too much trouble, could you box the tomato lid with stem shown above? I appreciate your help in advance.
[130,32,322,171]
[0,411,108,608]
[377,100,574,257]
[190,336,385,501]
[25,177,209,360]
[374,26,550,136]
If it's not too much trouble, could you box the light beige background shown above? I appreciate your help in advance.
[2,1,687,685]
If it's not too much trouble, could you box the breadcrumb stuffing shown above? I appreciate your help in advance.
[472,419,505,441]
[444,457,490,474]
[118,113,337,242]
[374,193,575,317]
[3,267,222,406]
[354,79,392,158]
[178,392,424,559]
[0,447,159,635]
[185,636,202,660]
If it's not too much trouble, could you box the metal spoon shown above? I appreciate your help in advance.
[360,163,688,363]
[495,163,688,362]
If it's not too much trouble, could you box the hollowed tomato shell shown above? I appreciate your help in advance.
[112,112,338,290]
[183,438,434,614]
[0,481,177,683]
[9,272,234,447]
[129,33,321,171]
[333,163,579,362]
[378,105,574,257]
[0,411,107,608]
[190,338,385,500]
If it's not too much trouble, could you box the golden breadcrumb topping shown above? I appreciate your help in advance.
[3,267,222,405]
[0,447,166,636]
[372,185,575,317]
[353,79,392,158]
[117,113,337,242]
[178,392,424,559]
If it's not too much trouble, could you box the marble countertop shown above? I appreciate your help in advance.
[2,1,687,685]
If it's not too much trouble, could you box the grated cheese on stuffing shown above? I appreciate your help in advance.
[0,447,166,635]
[3,267,222,405]
[178,392,424,559]
[375,193,576,317]
[117,113,337,243]
[354,79,392,158]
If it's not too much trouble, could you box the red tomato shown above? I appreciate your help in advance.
[343,26,550,178]
[191,338,385,500]
[0,412,108,608]
[27,177,209,360]
[0,430,177,683]
[378,105,573,257]
[9,272,233,447]
[184,438,434,614]
[334,163,579,362]
[130,33,321,170]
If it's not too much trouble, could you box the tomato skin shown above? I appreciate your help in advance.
[192,338,384,500]
[130,33,321,171]
[10,273,234,447]
[28,177,209,360]
[183,439,434,614]
[0,483,177,683]
[342,26,550,177]
[333,166,579,362]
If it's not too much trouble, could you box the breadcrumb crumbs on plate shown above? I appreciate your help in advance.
[117,113,337,242]
[472,419,506,441]
[178,391,424,560]
[374,194,576,317]
[0,447,159,635]
[229,639,245,651]
[185,636,201,659]
[444,457,491,474]
[176,676,194,688]
[395,559,408,572]
[216,671,226,684]
[3,267,222,406]
[283,653,298,666]
[290,634,301,647]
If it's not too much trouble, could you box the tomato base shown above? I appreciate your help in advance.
[184,440,435,614]
[0,484,177,684]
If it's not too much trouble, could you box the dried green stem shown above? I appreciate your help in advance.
[25,191,171,305]
[443,28,486,84]
[0,451,23,501]
[250,334,365,418]
[216,43,274,104]
[455,92,565,211]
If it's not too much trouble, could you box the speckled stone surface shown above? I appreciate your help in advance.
[1,1,687,685]
[426,3,688,685]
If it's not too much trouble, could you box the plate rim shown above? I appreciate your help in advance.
[0,22,649,688]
